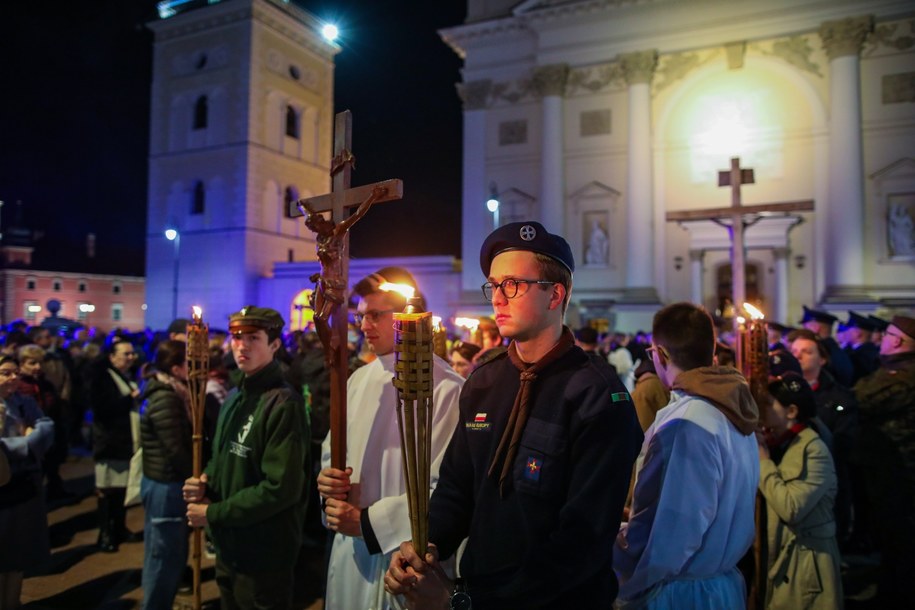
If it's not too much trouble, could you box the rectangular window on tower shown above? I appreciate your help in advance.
[112,303,123,322]
[191,181,205,215]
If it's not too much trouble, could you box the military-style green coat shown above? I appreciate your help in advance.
[759,427,843,610]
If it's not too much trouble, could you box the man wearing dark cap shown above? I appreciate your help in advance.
[868,314,889,343]
[183,306,308,609]
[853,314,915,605]
[317,267,464,610]
[166,318,191,342]
[766,321,794,351]
[800,306,854,387]
[574,325,605,368]
[385,222,642,607]
[842,311,880,383]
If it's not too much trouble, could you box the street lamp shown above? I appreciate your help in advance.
[486,182,500,231]
[165,228,180,321]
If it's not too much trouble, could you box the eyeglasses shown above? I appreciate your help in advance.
[354,309,394,326]
[885,330,910,342]
[646,344,669,360]
[481,278,556,301]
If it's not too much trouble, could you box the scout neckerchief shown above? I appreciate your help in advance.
[488,326,575,497]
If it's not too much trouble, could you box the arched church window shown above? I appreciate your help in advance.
[191,181,205,215]
[285,105,299,139]
[193,95,208,130]
[284,186,299,218]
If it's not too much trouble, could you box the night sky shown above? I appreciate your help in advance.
[0,0,466,275]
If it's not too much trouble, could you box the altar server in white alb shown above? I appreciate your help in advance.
[317,267,464,610]
[614,302,760,608]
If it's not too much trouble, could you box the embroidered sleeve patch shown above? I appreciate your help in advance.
[611,392,630,403]
[523,457,542,481]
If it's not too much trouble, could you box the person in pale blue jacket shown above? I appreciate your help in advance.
[0,354,55,607]
[615,303,760,609]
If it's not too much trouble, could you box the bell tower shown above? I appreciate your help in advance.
[144,0,337,329]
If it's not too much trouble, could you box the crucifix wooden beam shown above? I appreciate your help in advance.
[665,157,814,316]
[294,110,403,470]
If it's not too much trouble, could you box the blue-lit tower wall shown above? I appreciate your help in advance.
[145,0,337,330]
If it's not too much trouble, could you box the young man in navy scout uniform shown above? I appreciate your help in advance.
[183,306,308,610]
[385,221,643,608]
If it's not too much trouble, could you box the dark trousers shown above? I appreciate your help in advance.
[215,556,293,610]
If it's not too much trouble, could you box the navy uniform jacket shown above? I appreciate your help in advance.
[429,346,643,609]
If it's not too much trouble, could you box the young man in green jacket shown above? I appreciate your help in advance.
[184,306,309,609]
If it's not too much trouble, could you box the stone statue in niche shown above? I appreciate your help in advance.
[889,203,915,257]
[585,218,609,265]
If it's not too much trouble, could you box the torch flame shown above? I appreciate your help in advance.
[432,316,442,329]
[743,303,764,320]
[380,282,415,300]
[192,306,202,318]
[454,317,480,332]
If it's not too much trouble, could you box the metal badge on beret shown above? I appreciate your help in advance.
[479,220,575,276]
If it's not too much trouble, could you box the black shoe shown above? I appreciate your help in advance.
[96,493,119,553]
[121,529,144,544]
[97,538,119,553]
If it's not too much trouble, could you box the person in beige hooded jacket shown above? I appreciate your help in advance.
[757,372,843,609]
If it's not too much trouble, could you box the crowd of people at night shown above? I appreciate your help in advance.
[2,220,914,610]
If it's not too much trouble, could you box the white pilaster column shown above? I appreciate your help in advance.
[819,16,872,291]
[532,64,568,233]
[773,247,790,324]
[460,79,492,292]
[689,249,704,305]
[621,50,658,292]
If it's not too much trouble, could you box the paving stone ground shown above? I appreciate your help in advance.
[18,455,881,609]
[20,456,325,610]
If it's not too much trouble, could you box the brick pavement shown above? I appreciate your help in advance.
[20,456,324,610]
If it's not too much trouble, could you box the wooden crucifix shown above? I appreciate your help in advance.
[666,157,814,316]
[291,110,403,469]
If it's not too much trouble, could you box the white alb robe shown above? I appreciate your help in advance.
[322,352,463,610]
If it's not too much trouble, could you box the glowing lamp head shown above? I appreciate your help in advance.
[321,23,339,42]
[165,228,178,241]
[486,197,499,213]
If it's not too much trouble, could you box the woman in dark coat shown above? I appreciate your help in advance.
[90,339,140,552]
[0,355,54,607]
[140,340,192,610]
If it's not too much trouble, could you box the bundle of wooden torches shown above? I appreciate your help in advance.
[735,302,770,610]
[384,282,445,556]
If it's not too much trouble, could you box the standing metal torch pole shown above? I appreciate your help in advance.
[186,310,209,610]
[392,296,435,556]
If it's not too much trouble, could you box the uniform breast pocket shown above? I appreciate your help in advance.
[513,419,567,498]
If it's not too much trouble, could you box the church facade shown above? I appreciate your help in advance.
[442,0,915,330]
